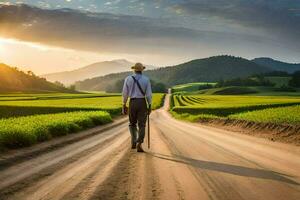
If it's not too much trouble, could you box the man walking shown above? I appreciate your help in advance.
[122,63,152,152]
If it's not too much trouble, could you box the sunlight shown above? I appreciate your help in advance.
[0,37,50,51]
[0,39,3,53]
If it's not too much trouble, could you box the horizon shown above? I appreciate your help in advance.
[0,49,300,76]
[0,1,300,74]
[1,53,300,76]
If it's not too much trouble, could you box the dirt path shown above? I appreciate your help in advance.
[0,95,300,200]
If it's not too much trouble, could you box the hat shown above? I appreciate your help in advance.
[131,63,145,71]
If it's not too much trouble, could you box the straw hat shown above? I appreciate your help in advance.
[131,63,146,71]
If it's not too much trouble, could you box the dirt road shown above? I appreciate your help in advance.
[0,95,300,200]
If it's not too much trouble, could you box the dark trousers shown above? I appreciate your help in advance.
[129,98,147,144]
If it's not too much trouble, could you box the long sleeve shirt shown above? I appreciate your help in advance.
[122,73,152,105]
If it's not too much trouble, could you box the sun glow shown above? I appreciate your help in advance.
[0,37,120,74]
[0,39,3,53]
[0,38,51,51]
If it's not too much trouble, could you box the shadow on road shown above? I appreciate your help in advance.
[148,152,299,185]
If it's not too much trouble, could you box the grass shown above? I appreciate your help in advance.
[0,93,165,118]
[229,105,300,125]
[171,111,218,122]
[211,86,258,95]
[0,96,123,109]
[0,92,165,149]
[0,96,122,118]
[193,86,300,96]
[189,86,258,95]
[172,82,216,93]
[0,111,112,149]
[152,93,166,109]
[172,95,300,108]
[0,92,119,100]
[171,94,300,124]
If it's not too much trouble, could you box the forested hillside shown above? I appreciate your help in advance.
[76,56,270,91]
[252,57,300,73]
[0,63,71,92]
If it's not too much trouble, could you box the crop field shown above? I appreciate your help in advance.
[0,93,165,149]
[172,82,216,93]
[0,111,112,148]
[0,93,165,118]
[178,85,300,96]
[229,105,300,125]
[171,94,300,124]
[0,92,120,101]
[197,86,258,95]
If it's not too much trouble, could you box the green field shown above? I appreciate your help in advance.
[229,105,300,125]
[0,93,165,149]
[172,82,216,93]
[196,86,258,95]
[0,111,112,148]
[172,81,300,96]
[0,96,123,118]
[0,92,120,101]
[186,86,300,96]
[171,94,300,124]
[0,93,165,118]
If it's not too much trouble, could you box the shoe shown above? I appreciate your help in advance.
[131,143,136,149]
[137,143,144,153]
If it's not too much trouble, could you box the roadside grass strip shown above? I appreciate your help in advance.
[229,105,300,125]
[152,93,165,109]
[0,111,112,149]
[171,111,219,122]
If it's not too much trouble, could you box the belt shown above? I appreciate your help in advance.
[130,97,145,100]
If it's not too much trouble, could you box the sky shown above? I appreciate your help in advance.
[0,0,299,74]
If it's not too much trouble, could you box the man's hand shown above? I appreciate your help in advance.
[122,104,128,115]
[147,104,151,115]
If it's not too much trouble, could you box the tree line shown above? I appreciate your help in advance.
[216,70,300,89]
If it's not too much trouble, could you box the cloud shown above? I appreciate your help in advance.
[0,3,299,61]
[171,0,300,45]
[0,4,201,53]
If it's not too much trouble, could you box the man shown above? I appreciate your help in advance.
[122,63,152,152]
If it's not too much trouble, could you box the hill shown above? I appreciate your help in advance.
[76,56,271,91]
[0,63,71,93]
[252,57,300,73]
[42,59,156,85]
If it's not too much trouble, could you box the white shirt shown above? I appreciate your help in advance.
[122,73,152,105]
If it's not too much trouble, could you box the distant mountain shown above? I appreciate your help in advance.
[42,59,156,85]
[0,63,71,93]
[252,57,300,73]
[76,55,271,91]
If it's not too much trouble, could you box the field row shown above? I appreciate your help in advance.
[171,94,300,124]
[0,111,112,149]
[0,93,120,101]
[172,95,300,108]
[0,93,165,150]
[0,94,165,118]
